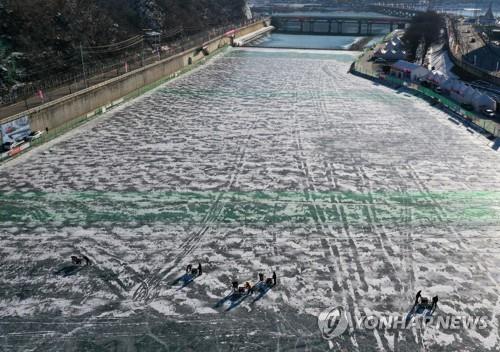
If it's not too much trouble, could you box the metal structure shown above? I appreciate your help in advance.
[367,5,425,18]
[271,14,411,35]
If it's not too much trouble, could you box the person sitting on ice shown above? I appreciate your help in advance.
[413,291,438,311]
[231,280,253,295]
[244,281,254,295]
[185,263,202,277]
[82,255,91,266]
[71,255,92,267]
[258,273,264,282]
[232,280,239,292]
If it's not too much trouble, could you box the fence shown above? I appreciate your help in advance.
[0,17,267,111]
[352,55,500,137]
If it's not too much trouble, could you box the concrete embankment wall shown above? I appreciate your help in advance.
[233,26,274,46]
[447,42,500,87]
[2,20,269,135]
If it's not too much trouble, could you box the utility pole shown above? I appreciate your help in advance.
[80,43,88,88]
[158,32,161,60]
[141,37,145,67]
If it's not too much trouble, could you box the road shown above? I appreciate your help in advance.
[455,21,500,74]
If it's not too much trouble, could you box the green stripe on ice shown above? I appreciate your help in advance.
[225,50,356,62]
[0,190,499,226]
[158,87,392,102]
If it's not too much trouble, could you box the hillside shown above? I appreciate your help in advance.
[0,0,249,93]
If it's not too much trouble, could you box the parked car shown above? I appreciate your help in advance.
[2,139,25,151]
[24,130,43,142]
[374,58,387,64]
[482,108,495,118]
[434,87,442,94]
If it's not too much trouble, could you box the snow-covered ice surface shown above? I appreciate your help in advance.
[1,47,500,351]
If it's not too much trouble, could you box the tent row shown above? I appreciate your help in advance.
[424,72,496,111]
[388,60,497,112]
[372,30,407,62]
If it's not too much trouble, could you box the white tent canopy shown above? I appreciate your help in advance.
[373,31,407,61]
[424,70,447,85]
[475,93,496,111]
[441,79,454,91]
[463,86,477,103]
[391,60,430,81]
[441,78,497,111]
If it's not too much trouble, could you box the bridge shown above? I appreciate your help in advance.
[367,5,425,18]
[271,12,412,36]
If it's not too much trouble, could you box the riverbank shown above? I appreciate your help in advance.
[352,46,500,142]
[0,19,270,163]
[247,32,380,51]
[349,36,375,50]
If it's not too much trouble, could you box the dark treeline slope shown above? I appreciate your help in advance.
[0,0,248,90]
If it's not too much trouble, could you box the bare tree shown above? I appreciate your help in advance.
[402,11,444,63]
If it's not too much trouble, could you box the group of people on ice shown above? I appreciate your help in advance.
[175,262,278,304]
[406,290,438,323]
[71,254,91,266]
[231,271,277,295]
[186,263,203,277]
[177,261,277,296]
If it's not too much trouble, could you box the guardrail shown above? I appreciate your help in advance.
[233,26,275,46]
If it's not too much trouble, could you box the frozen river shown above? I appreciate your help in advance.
[1,47,500,351]
[247,33,365,49]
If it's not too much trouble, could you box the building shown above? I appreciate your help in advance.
[478,3,497,26]
[390,60,430,81]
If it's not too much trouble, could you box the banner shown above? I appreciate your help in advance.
[8,141,30,157]
[1,115,31,144]
[37,89,45,103]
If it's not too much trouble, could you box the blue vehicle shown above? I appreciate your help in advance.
[406,290,438,324]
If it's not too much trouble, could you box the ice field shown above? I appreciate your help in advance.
[2,47,500,351]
